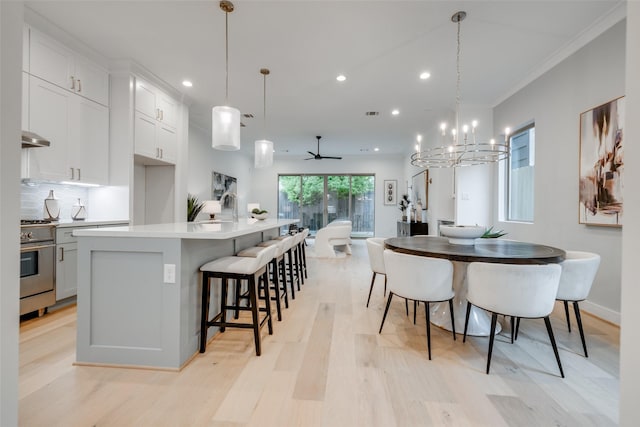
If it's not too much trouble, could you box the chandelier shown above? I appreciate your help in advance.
[411,11,509,168]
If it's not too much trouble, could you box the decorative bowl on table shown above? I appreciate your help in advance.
[251,212,268,220]
[439,225,485,245]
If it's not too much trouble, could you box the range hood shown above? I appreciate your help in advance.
[22,131,50,148]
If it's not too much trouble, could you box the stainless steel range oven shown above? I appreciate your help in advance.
[20,220,56,316]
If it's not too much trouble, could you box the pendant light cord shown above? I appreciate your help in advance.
[225,11,229,105]
[455,16,461,141]
[263,73,267,137]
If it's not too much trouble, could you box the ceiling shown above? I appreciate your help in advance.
[24,1,625,159]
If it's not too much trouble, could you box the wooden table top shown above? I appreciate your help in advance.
[384,236,565,264]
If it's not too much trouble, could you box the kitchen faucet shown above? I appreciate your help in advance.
[220,191,238,222]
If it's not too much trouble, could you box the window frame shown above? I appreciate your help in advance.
[505,122,535,223]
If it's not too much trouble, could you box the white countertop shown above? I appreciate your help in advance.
[73,218,298,239]
[56,219,130,228]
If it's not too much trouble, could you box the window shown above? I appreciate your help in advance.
[278,174,375,237]
[506,124,535,222]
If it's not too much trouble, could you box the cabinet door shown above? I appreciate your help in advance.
[29,29,75,92]
[157,124,177,164]
[134,111,158,159]
[56,242,78,300]
[74,55,109,106]
[22,72,29,130]
[157,91,178,129]
[27,76,72,181]
[135,78,157,119]
[23,25,30,72]
[71,96,109,185]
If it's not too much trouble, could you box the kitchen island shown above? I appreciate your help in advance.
[73,218,298,370]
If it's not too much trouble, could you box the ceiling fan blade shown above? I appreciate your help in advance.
[304,157,314,160]
[307,151,317,156]
[321,156,342,160]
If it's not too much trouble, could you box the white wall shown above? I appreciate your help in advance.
[493,20,626,320]
[620,2,640,425]
[0,2,22,424]
[187,125,254,221]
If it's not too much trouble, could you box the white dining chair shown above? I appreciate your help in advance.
[379,249,455,360]
[463,262,564,377]
[555,251,601,357]
[365,238,387,307]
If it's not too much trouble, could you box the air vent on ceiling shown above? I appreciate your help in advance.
[365,111,379,116]
[240,122,246,127]
[243,113,254,118]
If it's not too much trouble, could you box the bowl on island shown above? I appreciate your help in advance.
[439,225,485,245]
[251,212,269,220]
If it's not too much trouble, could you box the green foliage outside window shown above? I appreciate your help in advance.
[279,175,374,207]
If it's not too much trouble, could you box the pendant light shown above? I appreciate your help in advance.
[255,68,274,168]
[212,0,241,151]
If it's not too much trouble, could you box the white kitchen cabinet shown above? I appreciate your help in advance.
[29,28,109,106]
[134,77,178,165]
[56,241,78,300]
[22,72,29,130]
[25,75,109,185]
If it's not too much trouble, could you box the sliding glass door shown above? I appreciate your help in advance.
[278,174,375,237]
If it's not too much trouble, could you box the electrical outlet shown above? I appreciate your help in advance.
[164,264,176,283]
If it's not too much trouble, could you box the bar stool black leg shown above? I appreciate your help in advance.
[199,273,210,353]
[248,275,262,356]
[263,269,273,335]
[220,277,228,333]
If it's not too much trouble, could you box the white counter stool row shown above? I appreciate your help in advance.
[199,244,278,356]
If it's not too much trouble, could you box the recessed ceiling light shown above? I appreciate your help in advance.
[374,147,380,152]
[336,74,346,82]
[391,109,400,116]
[419,72,431,80]
[182,80,193,87]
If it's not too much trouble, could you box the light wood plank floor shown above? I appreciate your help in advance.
[19,240,620,426]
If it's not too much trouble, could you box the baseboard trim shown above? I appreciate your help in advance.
[581,300,620,326]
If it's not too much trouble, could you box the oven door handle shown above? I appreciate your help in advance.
[20,244,56,252]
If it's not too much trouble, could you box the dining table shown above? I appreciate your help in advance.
[384,236,565,336]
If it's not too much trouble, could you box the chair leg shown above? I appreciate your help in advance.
[287,250,296,300]
[234,278,241,319]
[486,313,498,374]
[564,300,571,332]
[199,273,210,353]
[379,293,394,334]
[449,298,456,340]
[573,302,588,358]
[544,316,565,378]
[413,300,417,325]
[463,302,472,342]
[269,265,282,322]
[248,275,262,356]
[515,317,521,340]
[366,272,377,307]
[425,301,432,360]
[383,275,387,296]
[510,316,515,344]
[219,278,229,333]
[301,241,308,279]
[262,270,273,335]
[405,299,409,316]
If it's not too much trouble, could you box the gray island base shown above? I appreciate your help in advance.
[74,219,298,370]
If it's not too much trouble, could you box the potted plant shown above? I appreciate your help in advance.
[399,194,410,221]
[187,194,204,222]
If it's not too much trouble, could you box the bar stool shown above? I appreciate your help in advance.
[199,245,277,356]
[238,241,289,321]
[292,231,306,286]
[265,235,298,300]
[298,228,309,280]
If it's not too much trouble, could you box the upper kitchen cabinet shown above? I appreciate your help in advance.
[29,28,109,107]
[134,77,178,164]
[24,75,109,185]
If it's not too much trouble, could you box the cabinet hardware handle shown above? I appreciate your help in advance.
[160,109,164,121]
[156,108,160,120]
[160,148,163,158]
[70,76,75,90]
[77,168,81,181]
[59,246,64,262]
[70,167,75,180]
[77,79,82,92]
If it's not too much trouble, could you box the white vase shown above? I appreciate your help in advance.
[43,190,60,220]
[71,198,87,220]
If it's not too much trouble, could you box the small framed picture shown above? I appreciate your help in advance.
[384,180,397,205]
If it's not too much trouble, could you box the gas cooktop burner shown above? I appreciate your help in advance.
[21,219,56,225]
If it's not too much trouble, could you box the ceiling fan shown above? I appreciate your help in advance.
[305,136,342,160]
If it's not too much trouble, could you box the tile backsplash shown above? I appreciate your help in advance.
[21,182,89,220]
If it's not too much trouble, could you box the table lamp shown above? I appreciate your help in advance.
[202,200,222,219]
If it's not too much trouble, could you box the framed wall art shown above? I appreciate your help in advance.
[212,171,237,209]
[579,96,624,227]
[384,180,397,205]
[411,170,429,210]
